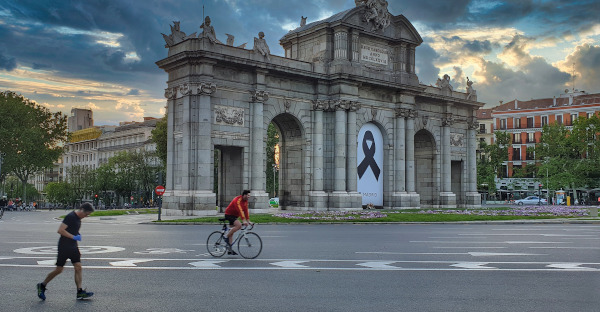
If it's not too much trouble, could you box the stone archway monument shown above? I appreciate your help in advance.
[156,2,483,215]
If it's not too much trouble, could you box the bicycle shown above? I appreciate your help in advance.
[206,219,262,259]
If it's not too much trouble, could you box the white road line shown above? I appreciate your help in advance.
[451,262,497,269]
[356,252,468,255]
[109,259,155,267]
[271,261,309,268]
[357,261,397,269]
[432,247,506,249]
[504,241,571,244]
[529,247,600,249]
[189,260,227,268]
[468,252,545,257]
[37,260,56,265]
[546,263,596,270]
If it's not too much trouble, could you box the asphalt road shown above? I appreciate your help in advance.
[1,210,599,311]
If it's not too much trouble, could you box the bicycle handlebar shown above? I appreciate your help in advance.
[242,222,255,230]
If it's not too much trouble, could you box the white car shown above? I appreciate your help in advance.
[514,196,547,205]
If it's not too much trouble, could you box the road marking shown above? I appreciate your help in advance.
[356,252,467,255]
[529,247,600,249]
[451,262,497,269]
[468,252,545,257]
[357,261,397,269]
[37,260,56,265]
[504,241,570,244]
[271,261,309,268]
[110,259,155,267]
[432,247,506,249]
[14,246,125,255]
[189,260,227,268]
[546,263,596,270]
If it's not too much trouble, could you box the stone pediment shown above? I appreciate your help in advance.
[280,6,423,45]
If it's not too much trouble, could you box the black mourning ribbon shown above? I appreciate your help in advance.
[357,130,381,180]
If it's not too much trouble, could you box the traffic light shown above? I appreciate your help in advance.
[95,194,98,198]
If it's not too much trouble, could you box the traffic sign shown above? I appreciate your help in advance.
[155,185,166,196]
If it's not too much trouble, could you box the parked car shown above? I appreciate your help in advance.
[269,197,279,207]
[514,196,547,205]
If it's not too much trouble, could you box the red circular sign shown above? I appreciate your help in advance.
[155,185,166,196]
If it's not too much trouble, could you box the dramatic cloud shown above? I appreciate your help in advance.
[0,51,17,71]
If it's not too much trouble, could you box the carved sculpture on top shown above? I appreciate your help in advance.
[162,21,197,47]
[466,76,477,100]
[225,33,247,49]
[356,0,392,31]
[200,16,222,44]
[300,16,307,27]
[253,32,271,61]
[436,74,453,91]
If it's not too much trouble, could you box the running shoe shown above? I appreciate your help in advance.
[37,283,46,300]
[77,289,94,300]
[227,250,238,255]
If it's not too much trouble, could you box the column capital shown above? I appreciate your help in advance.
[164,81,217,99]
[407,109,418,119]
[311,100,328,111]
[334,99,360,111]
[467,116,478,130]
[442,113,454,126]
[250,90,269,103]
[395,108,410,118]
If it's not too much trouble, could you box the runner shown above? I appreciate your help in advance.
[36,203,95,300]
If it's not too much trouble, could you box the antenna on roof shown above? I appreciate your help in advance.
[572,63,576,92]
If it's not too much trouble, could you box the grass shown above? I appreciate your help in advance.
[156,206,598,223]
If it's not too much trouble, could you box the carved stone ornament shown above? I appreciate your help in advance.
[356,0,392,31]
[311,100,327,111]
[161,21,197,48]
[407,109,418,119]
[349,101,361,112]
[214,105,244,126]
[333,100,360,111]
[450,133,464,147]
[422,115,429,126]
[468,116,478,130]
[394,108,410,118]
[180,83,192,96]
[164,87,177,99]
[284,97,291,112]
[371,107,377,120]
[442,113,454,126]
[198,82,217,95]
[250,90,269,103]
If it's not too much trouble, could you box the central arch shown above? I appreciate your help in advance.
[271,113,306,209]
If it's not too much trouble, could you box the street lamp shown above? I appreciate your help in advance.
[271,163,278,197]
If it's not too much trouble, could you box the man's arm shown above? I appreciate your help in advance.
[57,223,76,239]
[236,198,247,221]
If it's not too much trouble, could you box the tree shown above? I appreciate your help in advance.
[45,181,74,206]
[108,150,159,206]
[0,91,68,203]
[92,164,116,207]
[477,131,510,194]
[151,115,167,168]
[66,165,92,207]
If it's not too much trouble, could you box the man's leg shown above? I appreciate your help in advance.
[73,262,82,290]
[226,219,242,243]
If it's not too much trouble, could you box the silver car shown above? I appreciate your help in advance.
[514,196,547,205]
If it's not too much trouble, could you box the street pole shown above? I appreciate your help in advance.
[0,152,4,197]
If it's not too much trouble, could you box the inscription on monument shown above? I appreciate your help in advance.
[361,44,388,65]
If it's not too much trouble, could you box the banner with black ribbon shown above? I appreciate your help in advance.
[357,130,381,181]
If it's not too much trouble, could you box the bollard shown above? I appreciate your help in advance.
[589,207,598,217]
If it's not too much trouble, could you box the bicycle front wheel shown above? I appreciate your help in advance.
[237,232,262,259]
[206,231,227,257]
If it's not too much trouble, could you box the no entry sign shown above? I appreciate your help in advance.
[155,185,166,196]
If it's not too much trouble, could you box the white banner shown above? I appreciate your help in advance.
[357,123,383,206]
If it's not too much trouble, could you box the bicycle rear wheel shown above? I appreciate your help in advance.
[237,232,262,259]
[206,231,227,257]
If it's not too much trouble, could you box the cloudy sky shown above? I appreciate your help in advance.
[0,0,598,125]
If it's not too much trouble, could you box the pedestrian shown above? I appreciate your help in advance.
[223,190,252,255]
[36,203,95,300]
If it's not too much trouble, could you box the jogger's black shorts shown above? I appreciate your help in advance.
[56,246,81,267]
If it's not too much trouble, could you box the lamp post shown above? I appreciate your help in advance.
[272,163,278,197]
[0,152,4,197]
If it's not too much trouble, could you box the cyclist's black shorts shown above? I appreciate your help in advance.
[56,246,81,267]
[224,214,238,225]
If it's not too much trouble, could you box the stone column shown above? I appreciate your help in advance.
[334,30,348,60]
[405,109,420,207]
[163,86,176,210]
[310,100,327,209]
[346,101,360,193]
[465,115,481,207]
[392,108,410,208]
[334,102,347,192]
[249,89,269,210]
[440,112,457,207]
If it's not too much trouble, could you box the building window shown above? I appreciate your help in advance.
[500,119,507,130]
[541,116,548,127]
[513,133,521,143]
[570,114,578,125]
[513,147,521,160]
[514,118,521,129]
[527,117,534,128]
[556,115,563,125]
[527,132,535,143]
[479,124,486,134]
[588,112,595,119]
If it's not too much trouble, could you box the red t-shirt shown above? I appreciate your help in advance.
[225,195,249,220]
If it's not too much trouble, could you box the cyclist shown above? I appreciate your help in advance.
[223,190,251,255]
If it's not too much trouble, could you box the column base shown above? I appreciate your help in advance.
[162,190,217,215]
[439,192,457,208]
[391,192,421,209]
[464,192,482,208]
[328,191,362,210]
[309,191,329,210]
[248,190,270,211]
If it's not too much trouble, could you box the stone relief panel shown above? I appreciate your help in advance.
[214,105,244,126]
[450,133,464,147]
